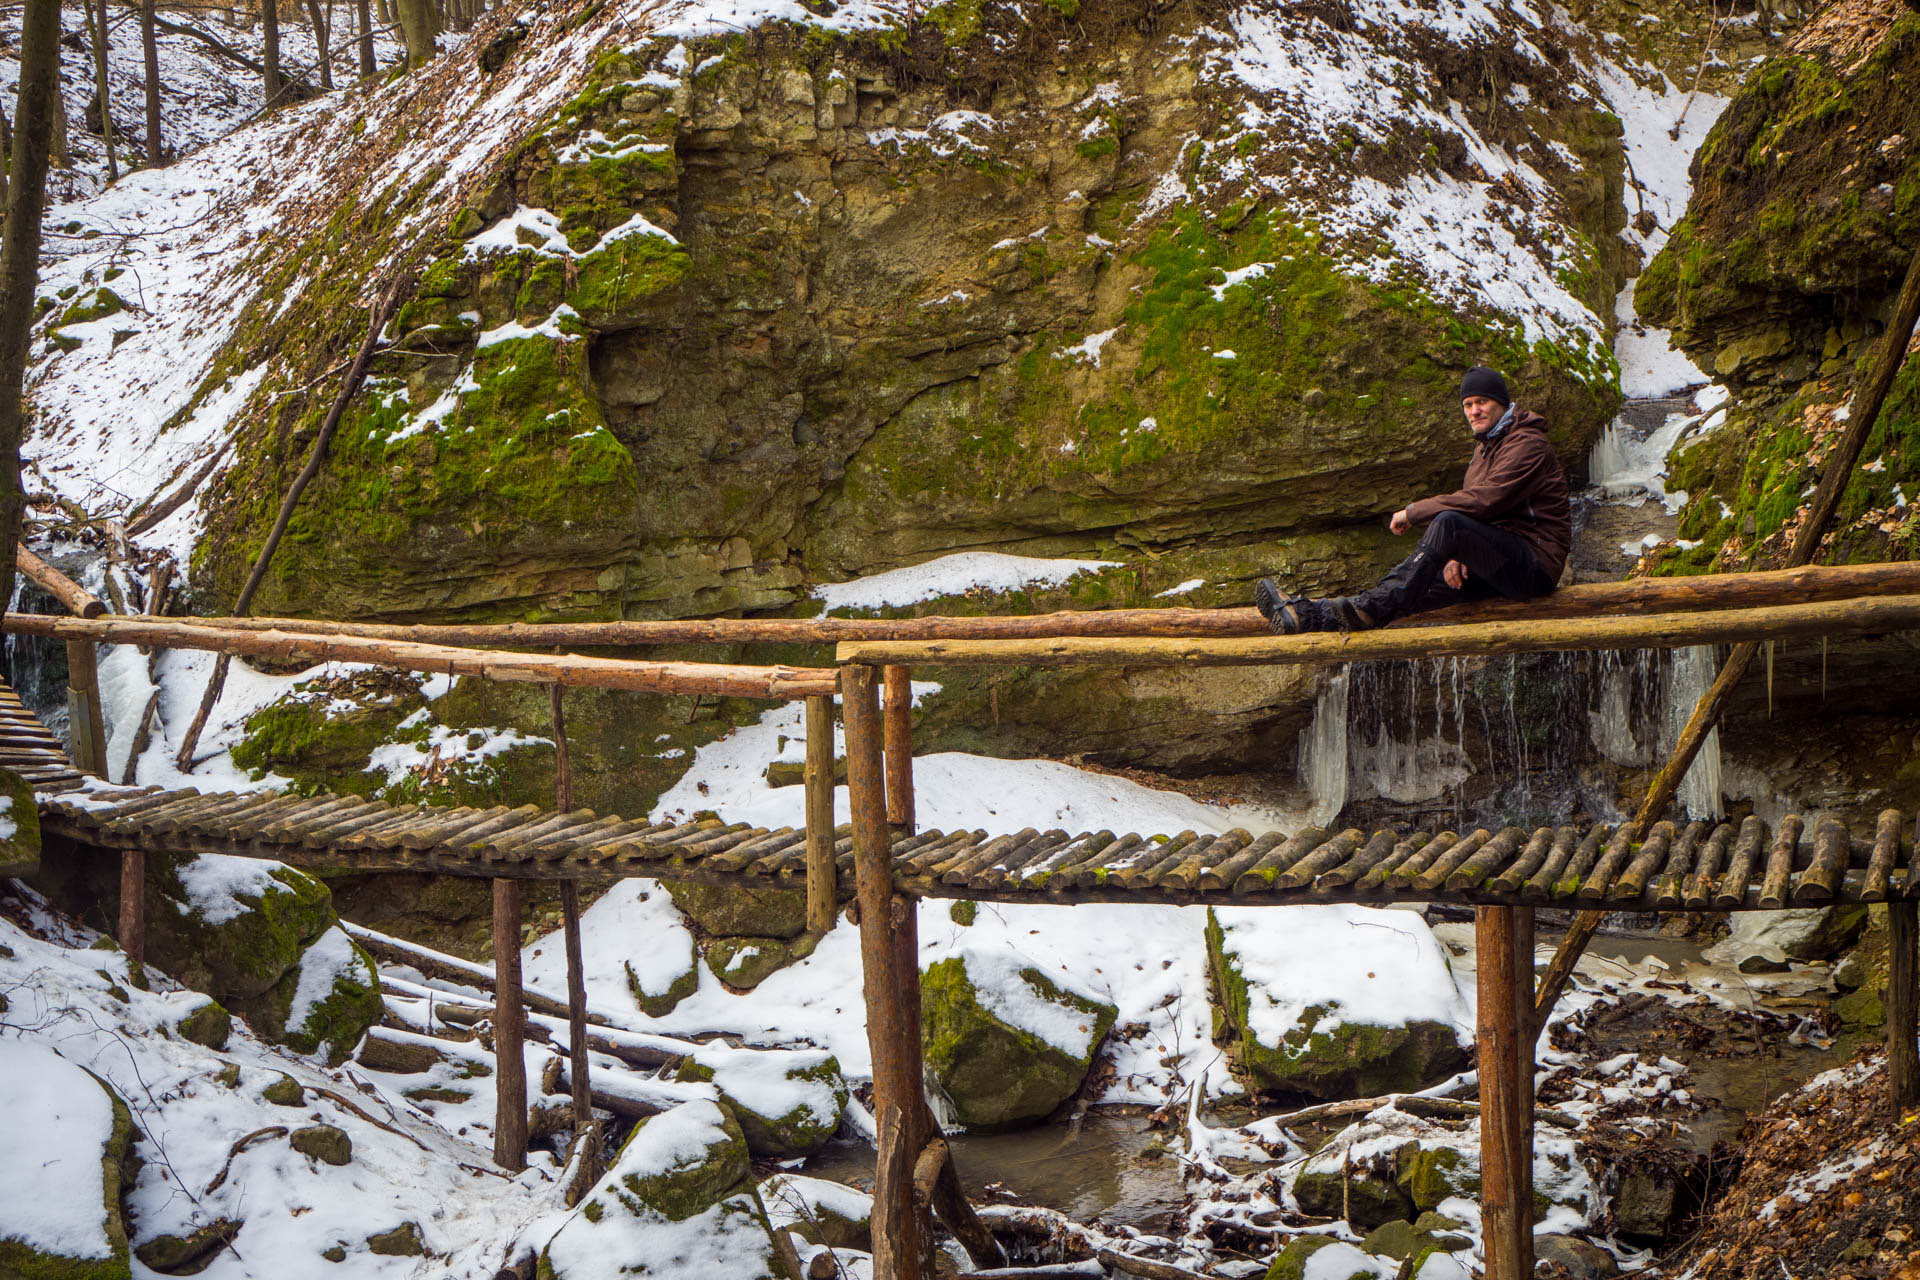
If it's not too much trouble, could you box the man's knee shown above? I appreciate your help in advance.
[1421,509,1468,549]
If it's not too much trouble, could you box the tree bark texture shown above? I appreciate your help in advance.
[1891,901,1918,1110]
[118,848,146,965]
[0,0,62,626]
[884,665,915,834]
[138,0,163,164]
[804,694,837,935]
[262,0,283,102]
[355,0,375,77]
[396,0,439,67]
[493,878,528,1171]
[18,545,108,616]
[1476,906,1533,1280]
[88,0,118,180]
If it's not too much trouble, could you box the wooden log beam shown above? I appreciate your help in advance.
[65,638,108,777]
[884,665,915,834]
[493,878,529,1172]
[17,546,106,617]
[0,614,838,699]
[845,664,924,1280]
[805,694,837,936]
[837,594,1920,670]
[343,922,576,1020]
[115,561,1920,645]
[118,849,145,967]
[1892,901,1918,1111]
[1476,906,1533,1280]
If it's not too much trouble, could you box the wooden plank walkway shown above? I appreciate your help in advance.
[3,675,1913,909]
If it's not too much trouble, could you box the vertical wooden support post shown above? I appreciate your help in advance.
[493,877,529,1172]
[1513,907,1537,1224]
[1890,900,1918,1110]
[117,849,145,967]
[65,639,108,777]
[883,665,915,835]
[845,664,925,1280]
[804,694,838,935]
[1476,906,1533,1280]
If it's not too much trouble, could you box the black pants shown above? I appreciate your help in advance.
[1350,510,1557,627]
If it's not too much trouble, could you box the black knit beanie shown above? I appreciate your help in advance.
[1458,366,1511,406]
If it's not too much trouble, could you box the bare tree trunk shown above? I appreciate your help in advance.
[306,0,332,88]
[262,0,283,104]
[86,0,118,181]
[49,77,69,169]
[0,101,10,211]
[375,0,392,28]
[0,0,63,627]
[395,0,438,67]
[355,0,374,78]
[138,0,162,166]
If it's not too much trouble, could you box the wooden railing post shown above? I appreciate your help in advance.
[65,639,108,777]
[493,877,528,1172]
[1513,906,1537,1222]
[552,679,597,1189]
[883,665,915,835]
[1891,900,1918,1110]
[117,848,145,968]
[1476,906,1533,1280]
[804,694,837,935]
[845,663,927,1280]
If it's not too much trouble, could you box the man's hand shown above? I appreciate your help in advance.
[1389,509,1412,535]
[1443,559,1469,589]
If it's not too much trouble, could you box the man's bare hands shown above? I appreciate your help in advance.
[1389,509,1412,535]
[1443,559,1469,589]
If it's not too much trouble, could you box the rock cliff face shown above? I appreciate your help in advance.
[1640,0,1920,574]
[125,0,1642,626]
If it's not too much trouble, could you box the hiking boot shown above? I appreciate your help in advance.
[1254,578,1285,623]
[1328,597,1378,632]
[1264,594,1336,635]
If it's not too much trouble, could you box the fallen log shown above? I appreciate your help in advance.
[0,614,838,699]
[835,593,1920,669]
[112,560,1920,645]
[15,545,106,617]
[344,923,575,1019]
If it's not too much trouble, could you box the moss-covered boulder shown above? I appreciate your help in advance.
[0,1041,135,1280]
[133,1220,241,1274]
[172,997,233,1050]
[704,935,804,989]
[1206,907,1471,1100]
[1262,1236,1379,1280]
[625,945,699,1018]
[0,768,42,880]
[539,1099,782,1280]
[921,947,1116,1128]
[760,1173,871,1251]
[230,669,429,796]
[666,881,808,940]
[145,854,382,1064]
[677,1045,848,1158]
[291,1124,354,1166]
[1291,1165,1416,1231]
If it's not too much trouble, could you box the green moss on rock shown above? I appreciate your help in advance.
[175,999,233,1050]
[666,881,808,939]
[920,949,1116,1128]
[0,767,43,879]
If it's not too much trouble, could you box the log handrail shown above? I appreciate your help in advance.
[0,614,838,699]
[15,545,106,617]
[834,593,1920,669]
[61,560,1920,646]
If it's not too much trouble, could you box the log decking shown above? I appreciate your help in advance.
[28,779,1920,911]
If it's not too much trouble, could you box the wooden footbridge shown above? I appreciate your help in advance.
[6,558,1920,1280]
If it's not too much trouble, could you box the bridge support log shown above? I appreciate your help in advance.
[1892,900,1918,1110]
[65,639,107,778]
[804,694,837,935]
[846,664,931,1279]
[1476,906,1534,1280]
[884,665,915,834]
[117,849,145,968]
[493,878,529,1172]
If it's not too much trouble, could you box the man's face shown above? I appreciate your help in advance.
[1462,395,1503,435]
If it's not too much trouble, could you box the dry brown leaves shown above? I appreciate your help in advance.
[1786,0,1908,75]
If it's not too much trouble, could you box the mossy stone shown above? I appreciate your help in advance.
[665,881,808,940]
[614,1102,751,1221]
[56,286,128,327]
[0,768,42,879]
[1836,985,1886,1028]
[1263,1235,1337,1280]
[1291,1167,1416,1230]
[230,669,429,795]
[133,1219,240,1272]
[0,1060,135,1280]
[321,1244,347,1263]
[949,899,977,926]
[1411,1212,1470,1251]
[364,1222,423,1256]
[625,947,699,1018]
[1395,1143,1477,1212]
[703,936,800,990]
[291,1124,354,1167]
[1360,1219,1425,1261]
[677,1049,847,1158]
[1206,912,1469,1099]
[175,999,233,1050]
[262,1074,305,1107]
[920,952,1116,1128]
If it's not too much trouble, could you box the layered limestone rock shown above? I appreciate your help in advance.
[920,946,1117,1128]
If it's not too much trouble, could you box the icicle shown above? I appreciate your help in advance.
[1298,667,1350,828]
[1665,645,1725,821]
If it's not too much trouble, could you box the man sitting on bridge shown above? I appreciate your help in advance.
[1256,366,1569,633]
